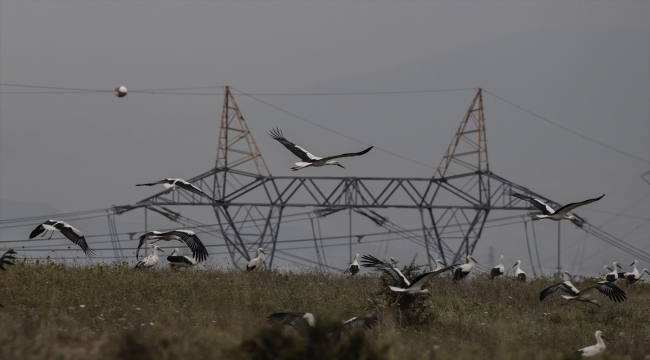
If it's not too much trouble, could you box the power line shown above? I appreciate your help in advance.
[483,89,650,165]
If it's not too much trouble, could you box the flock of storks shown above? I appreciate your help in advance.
[5,128,648,356]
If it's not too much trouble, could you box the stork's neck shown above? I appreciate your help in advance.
[596,333,605,346]
[499,256,504,266]
[516,262,522,272]
[633,262,639,273]
[170,249,179,256]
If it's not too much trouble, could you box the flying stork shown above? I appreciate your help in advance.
[539,271,626,306]
[136,178,218,202]
[167,248,198,268]
[268,128,373,171]
[575,331,608,357]
[0,249,16,271]
[510,191,604,222]
[360,254,453,306]
[135,244,164,269]
[136,230,208,262]
[247,248,266,271]
[512,260,526,281]
[453,255,479,282]
[491,255,505,279]
[266,312,378,331]
[347,253,360,275]
[29,220,95,257]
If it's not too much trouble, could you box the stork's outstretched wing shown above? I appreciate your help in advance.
[269,128,319,162]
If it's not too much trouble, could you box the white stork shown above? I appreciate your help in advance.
[136,178,218,202]
[135,244,164,269]
[511,191,604,222]
[136,230,208,262]
[0,249,16,271]
[604,262,625,283]
[623,260,639,283]
[266,312,378,331]
[539,271,626,306]
[361,254,410,288]
[434,259,447,271]
[268,128,373,171]
[360,254,453,306]
[246,248,266,271]
[626,268,649,285]
[167,248,198,268]
[491,255,505,279]
[0,249,17,307]
[575,331,608,357]
[348,253,360,275]
[512,260,526,281]
[29,220,95,257]
[453,255,479,282]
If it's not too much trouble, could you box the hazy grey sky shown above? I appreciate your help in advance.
[1,1,648,273]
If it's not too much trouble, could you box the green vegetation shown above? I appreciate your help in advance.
[0,260,648,359]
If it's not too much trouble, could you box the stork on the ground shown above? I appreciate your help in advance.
[268,128,373,171]
[29,220,95,257]
[604,262,625,283]
[539,272,626,306]
[453,255,479,282]
[167,248,198,268]
[135,244,164,269]
[434,259,446,271]
[136,178,218,202]
[626,268,649,285]
[247,248,266,271]
[510,191,604,222]
[266,312,378,331]
[575,331,608,357]
[136,230,208,262]
[491,255,505,279]
[347,253,360,275]
[512,260,526,281]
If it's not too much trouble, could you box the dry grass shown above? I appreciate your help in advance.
[0,260,649,359]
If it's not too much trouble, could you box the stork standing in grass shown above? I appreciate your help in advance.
[604,262,625,283]
[433,259,447,271]
[267,312,378,331]
[136,230,208,262]
[510,191,604,222]
[268,128,373,171]
[575,331,608,357]
[626,268,650,285]
[167,248,198,268]
[135,244,164,269]
[491,255,505,279]
[29,220,95,257]
[512,260,526,281]
[136,178,218,202]
[453,255,478,282]
[247,248,266,271]
[347,253,360,275]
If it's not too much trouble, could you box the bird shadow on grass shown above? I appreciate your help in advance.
[229,318,391,360]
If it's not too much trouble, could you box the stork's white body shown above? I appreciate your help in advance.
[135,245,164,269]
[512,260,526,281]
[247,248,266,271]
[167,248,198,268]
[348,254,360,275]
[575,331,607,357]
[605,262,624,283]
[491,255,505,279]
[453,255,478,282]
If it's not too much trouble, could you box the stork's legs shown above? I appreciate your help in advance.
[40,230,48,238]
[391,293,404,306]
[48,231,54,240]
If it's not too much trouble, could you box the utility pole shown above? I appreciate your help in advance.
[557,221,561,278]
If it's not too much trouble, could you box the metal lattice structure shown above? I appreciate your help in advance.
[113,88,592,269]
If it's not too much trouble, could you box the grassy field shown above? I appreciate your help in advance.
[0,260,649,360]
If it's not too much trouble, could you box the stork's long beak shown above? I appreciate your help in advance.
[629,262,635,266]
[601,335,609,341]
[159,249,165,253]
[616,263,622,269]
[511,263,518,268]
[337,164,345,169]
